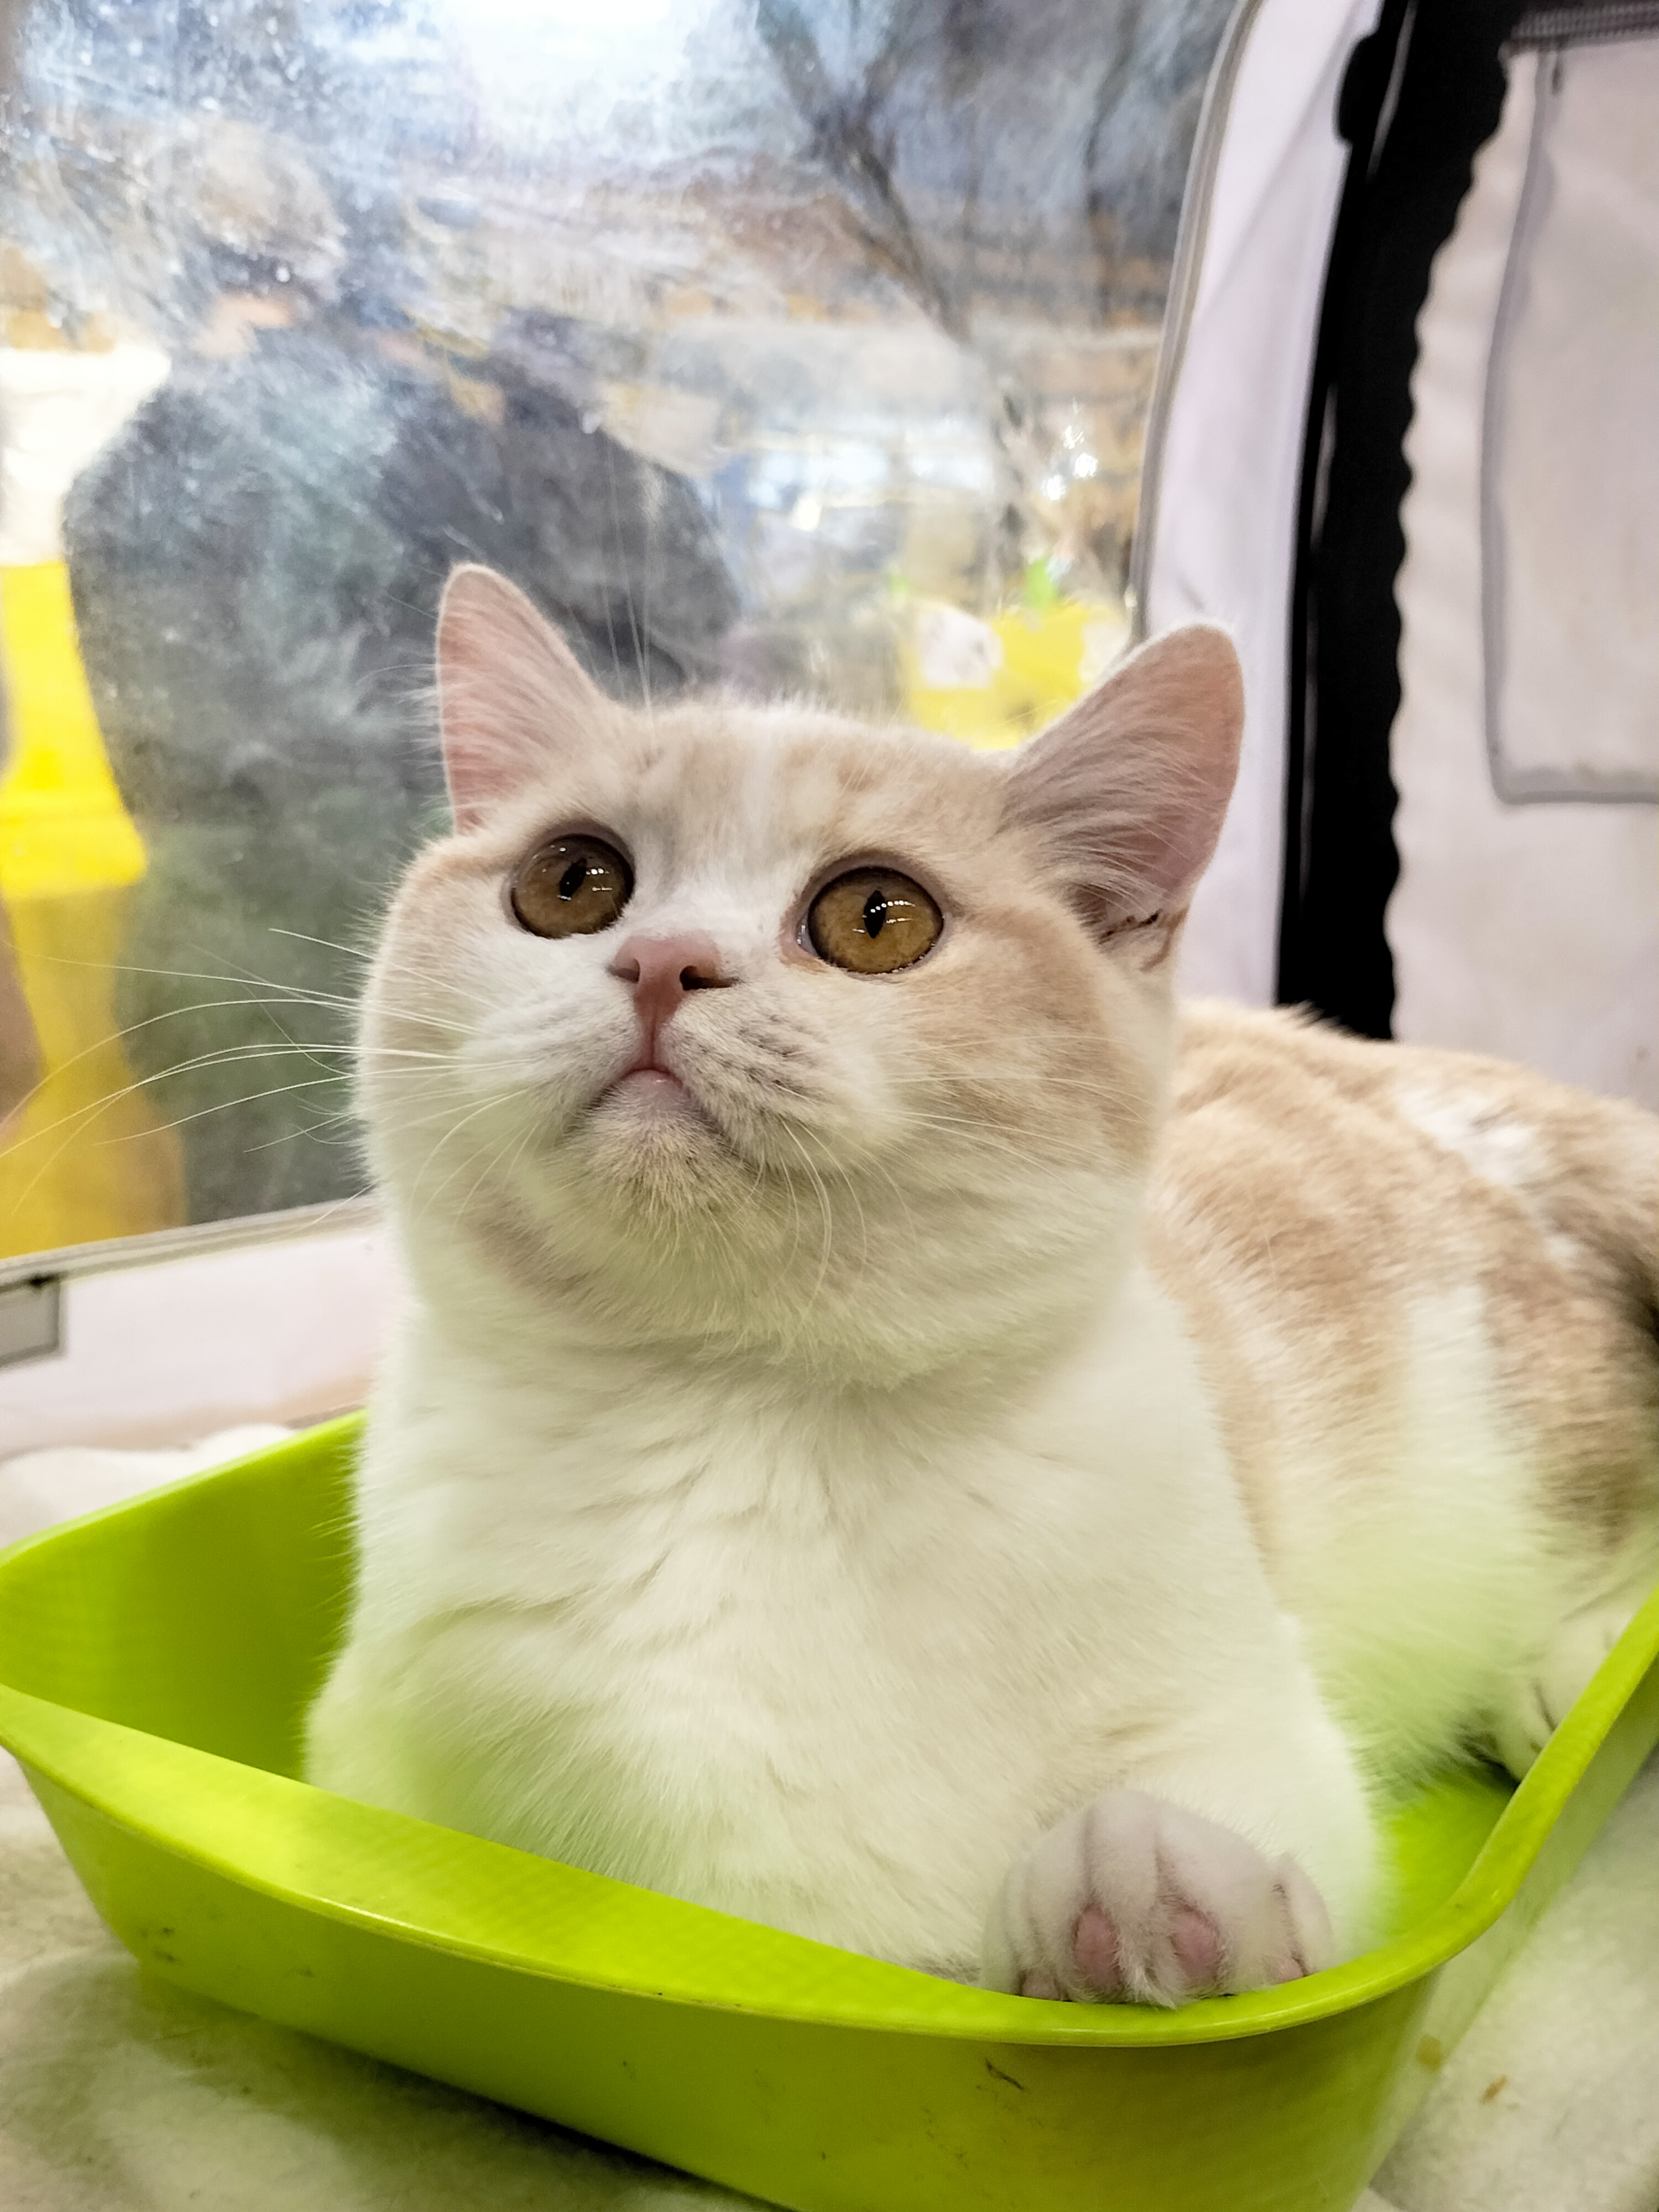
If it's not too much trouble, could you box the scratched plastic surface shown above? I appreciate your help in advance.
[2,1418,1657,2211]
[0,0,1233,1260]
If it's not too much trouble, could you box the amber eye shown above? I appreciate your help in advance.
[510,834,633,938]
[806,867,942,974]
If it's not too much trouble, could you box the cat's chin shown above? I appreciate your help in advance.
[578,1067,731,1182]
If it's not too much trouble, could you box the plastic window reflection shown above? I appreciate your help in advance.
[0,0,1229,1265]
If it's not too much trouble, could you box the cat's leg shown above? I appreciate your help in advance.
[304,1638,422,1813]
[980,1699,1378,2006]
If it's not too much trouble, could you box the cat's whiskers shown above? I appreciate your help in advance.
[130,1073,366,1143]
[448,1099,544,1235]
[816,1145,877,1285]
[351,1090,504,1159]
[776,1121,839,1313]
[0,1038,356,1185]
[2,947,472,1183]
[603,435,652,719]
[402,1088,531,1230]
[0,1047,383,1223]
[0,989,469,1222]
[0,989,354,1130]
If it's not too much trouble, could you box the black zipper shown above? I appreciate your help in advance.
[1508,0,1659,48]
[1276,0,1528,1035]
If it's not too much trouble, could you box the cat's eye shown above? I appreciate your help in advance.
[510,834,633,938]
[806,867,942,975]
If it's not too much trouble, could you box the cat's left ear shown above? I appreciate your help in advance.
[1003,623,1243,952]
[435,565,611,831]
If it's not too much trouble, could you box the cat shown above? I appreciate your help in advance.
[306,564,1659,2005]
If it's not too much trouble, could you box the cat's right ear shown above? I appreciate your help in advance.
[1002,623,1244,954]
[435,566,608,831]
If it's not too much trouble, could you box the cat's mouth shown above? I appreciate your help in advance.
[591,1044,717,1133]
[615,1067,685,1099]
[608,1067,694,1111]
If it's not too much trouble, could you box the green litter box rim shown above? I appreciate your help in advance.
[1,1411,1656,2053]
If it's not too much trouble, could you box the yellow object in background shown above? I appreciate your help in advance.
[0,559,147,899]
[0,560,182,1260]
[902,580,1129,751]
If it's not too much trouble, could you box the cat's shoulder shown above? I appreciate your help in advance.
[1164,998,1656,1270]
[1168,1001,1440,1151]
[1172,997,1655,1146]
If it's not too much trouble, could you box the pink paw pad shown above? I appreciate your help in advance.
[1168,1904,1223,1989]
[1071,1903,1124,1995]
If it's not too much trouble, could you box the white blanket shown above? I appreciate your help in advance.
[3,1438,1657,2211]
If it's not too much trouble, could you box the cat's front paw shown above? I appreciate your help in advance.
[981,1787,1333,2006]
[1485,1595,1641,1779]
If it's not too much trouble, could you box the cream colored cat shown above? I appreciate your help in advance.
[307,565,1659,2006]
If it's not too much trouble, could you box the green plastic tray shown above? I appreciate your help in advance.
[1,1416,1656,2210]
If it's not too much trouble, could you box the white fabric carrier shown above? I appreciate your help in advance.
[1134,0,1659,1108]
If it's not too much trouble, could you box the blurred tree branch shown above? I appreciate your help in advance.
[754,0,966,340]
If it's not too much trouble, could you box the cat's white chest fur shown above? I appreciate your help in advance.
[309,1262,1375,1970]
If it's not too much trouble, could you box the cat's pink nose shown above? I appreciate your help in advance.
[607,933,732,1039]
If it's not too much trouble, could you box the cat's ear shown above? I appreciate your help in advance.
[1003,623,1243,951]
[435,565,608,831]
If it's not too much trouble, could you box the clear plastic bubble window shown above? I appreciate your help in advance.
[0,0,1229,1261]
